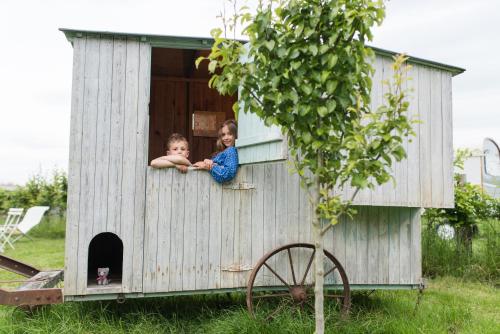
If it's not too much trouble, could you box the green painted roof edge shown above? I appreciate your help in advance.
[369,46,465,76]
[60,28,465,76]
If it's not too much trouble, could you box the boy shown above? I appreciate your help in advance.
[150,133,191,173]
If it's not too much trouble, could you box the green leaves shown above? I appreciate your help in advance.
[309,44,318,56]
[291,60,301,70]
[264,40,275,51]
[277,47,287,58]
[289,49,300,59]
[326,80,338,94]
[318,106,328,117]
[301,83,312,95]
[328,54,338,68]
[326,99,337,112]
[208,60,217,73]
[201,0,413,231]
[302,131,312,144]
[294,24,304,38]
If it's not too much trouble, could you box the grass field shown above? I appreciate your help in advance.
[0,234,499,333]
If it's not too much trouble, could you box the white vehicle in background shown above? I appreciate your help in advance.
[482,138,500,199]
[462,138,500,199]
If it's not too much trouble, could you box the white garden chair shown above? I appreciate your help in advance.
[0,208,24,251]
[0,208,24,237]
[0,206,49,252]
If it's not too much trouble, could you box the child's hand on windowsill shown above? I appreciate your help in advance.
[203,159,214,170]
[193,161,210,170]
[175,165,188,173]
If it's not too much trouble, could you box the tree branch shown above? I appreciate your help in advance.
[242,85,265,108]
[320,150,383,237]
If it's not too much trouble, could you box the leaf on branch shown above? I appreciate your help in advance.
[302,131,312,144]
[208,60,217,73]
[328,54,338,68]
[318,106,328,117]
[326,99,337,112]
[290,49,300,59]
[277,47,287,57]
[195,56,205,69]
[309,44,318,56]
[264,40,276,51]
[327,80,338,94]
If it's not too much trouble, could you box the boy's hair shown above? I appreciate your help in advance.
[167,133,189,150]
[215,119,238,153]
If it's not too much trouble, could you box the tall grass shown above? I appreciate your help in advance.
[1,277,498,333]
[422,219,500,285]
[0,224,499,333]
[1,281,497,334]
[28,215,66,239]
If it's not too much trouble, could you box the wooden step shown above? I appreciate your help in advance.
[17,270,63,291]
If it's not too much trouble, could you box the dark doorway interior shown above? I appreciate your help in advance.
[87,232,123,287]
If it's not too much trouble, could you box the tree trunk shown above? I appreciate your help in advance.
[313,153,325,334]
[456,225,474,255]
[312,205,325,334]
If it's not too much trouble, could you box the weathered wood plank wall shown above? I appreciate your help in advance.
[341,56,454,208]
[142,162,422,293]
[64,35,151,296]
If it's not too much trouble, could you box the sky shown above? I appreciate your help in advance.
[0,0,499,185]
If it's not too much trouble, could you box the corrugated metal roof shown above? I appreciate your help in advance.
[60,28,465,76]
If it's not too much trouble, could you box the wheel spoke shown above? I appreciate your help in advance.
[324,266,337,278]
[287,248,298,285]
[300,249,315,286]
[253,292,290,299]
[263,262,291,288]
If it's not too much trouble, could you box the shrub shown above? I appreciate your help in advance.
[0,170,67,215]
[423,148,500,252]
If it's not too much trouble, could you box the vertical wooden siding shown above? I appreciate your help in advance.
[64,35,151,295]
[345,57,454,208]
[142,162,422,293]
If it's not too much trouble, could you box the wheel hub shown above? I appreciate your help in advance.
[290,286,307,303]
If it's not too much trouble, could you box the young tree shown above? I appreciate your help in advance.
[198,0,413,332]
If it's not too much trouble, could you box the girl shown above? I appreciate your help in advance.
[194,120,238,183]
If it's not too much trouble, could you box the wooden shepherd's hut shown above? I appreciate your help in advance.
[60,29,464,302]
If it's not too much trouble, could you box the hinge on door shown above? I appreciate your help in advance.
[223,182,256,190]
[221,264,253,272]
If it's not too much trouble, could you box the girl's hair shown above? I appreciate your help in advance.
[215,119,238,153]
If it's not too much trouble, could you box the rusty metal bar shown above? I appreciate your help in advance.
[0,288,63,306]
[0,254,40,278]
[0,254,63,307]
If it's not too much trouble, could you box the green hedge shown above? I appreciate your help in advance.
[0,170,67,215]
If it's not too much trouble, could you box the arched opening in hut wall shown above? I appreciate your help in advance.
[87,232,123,288]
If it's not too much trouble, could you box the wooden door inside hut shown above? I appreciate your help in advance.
[148,48,237,164]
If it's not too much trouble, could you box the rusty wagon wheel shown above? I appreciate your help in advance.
[246,243,350,320]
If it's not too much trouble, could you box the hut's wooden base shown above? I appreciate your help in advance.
[86,280,122,294]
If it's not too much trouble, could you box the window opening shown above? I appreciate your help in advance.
[148,47,237,164]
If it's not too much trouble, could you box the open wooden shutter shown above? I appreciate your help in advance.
[236,112,287,164]
[235,44,288,164]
